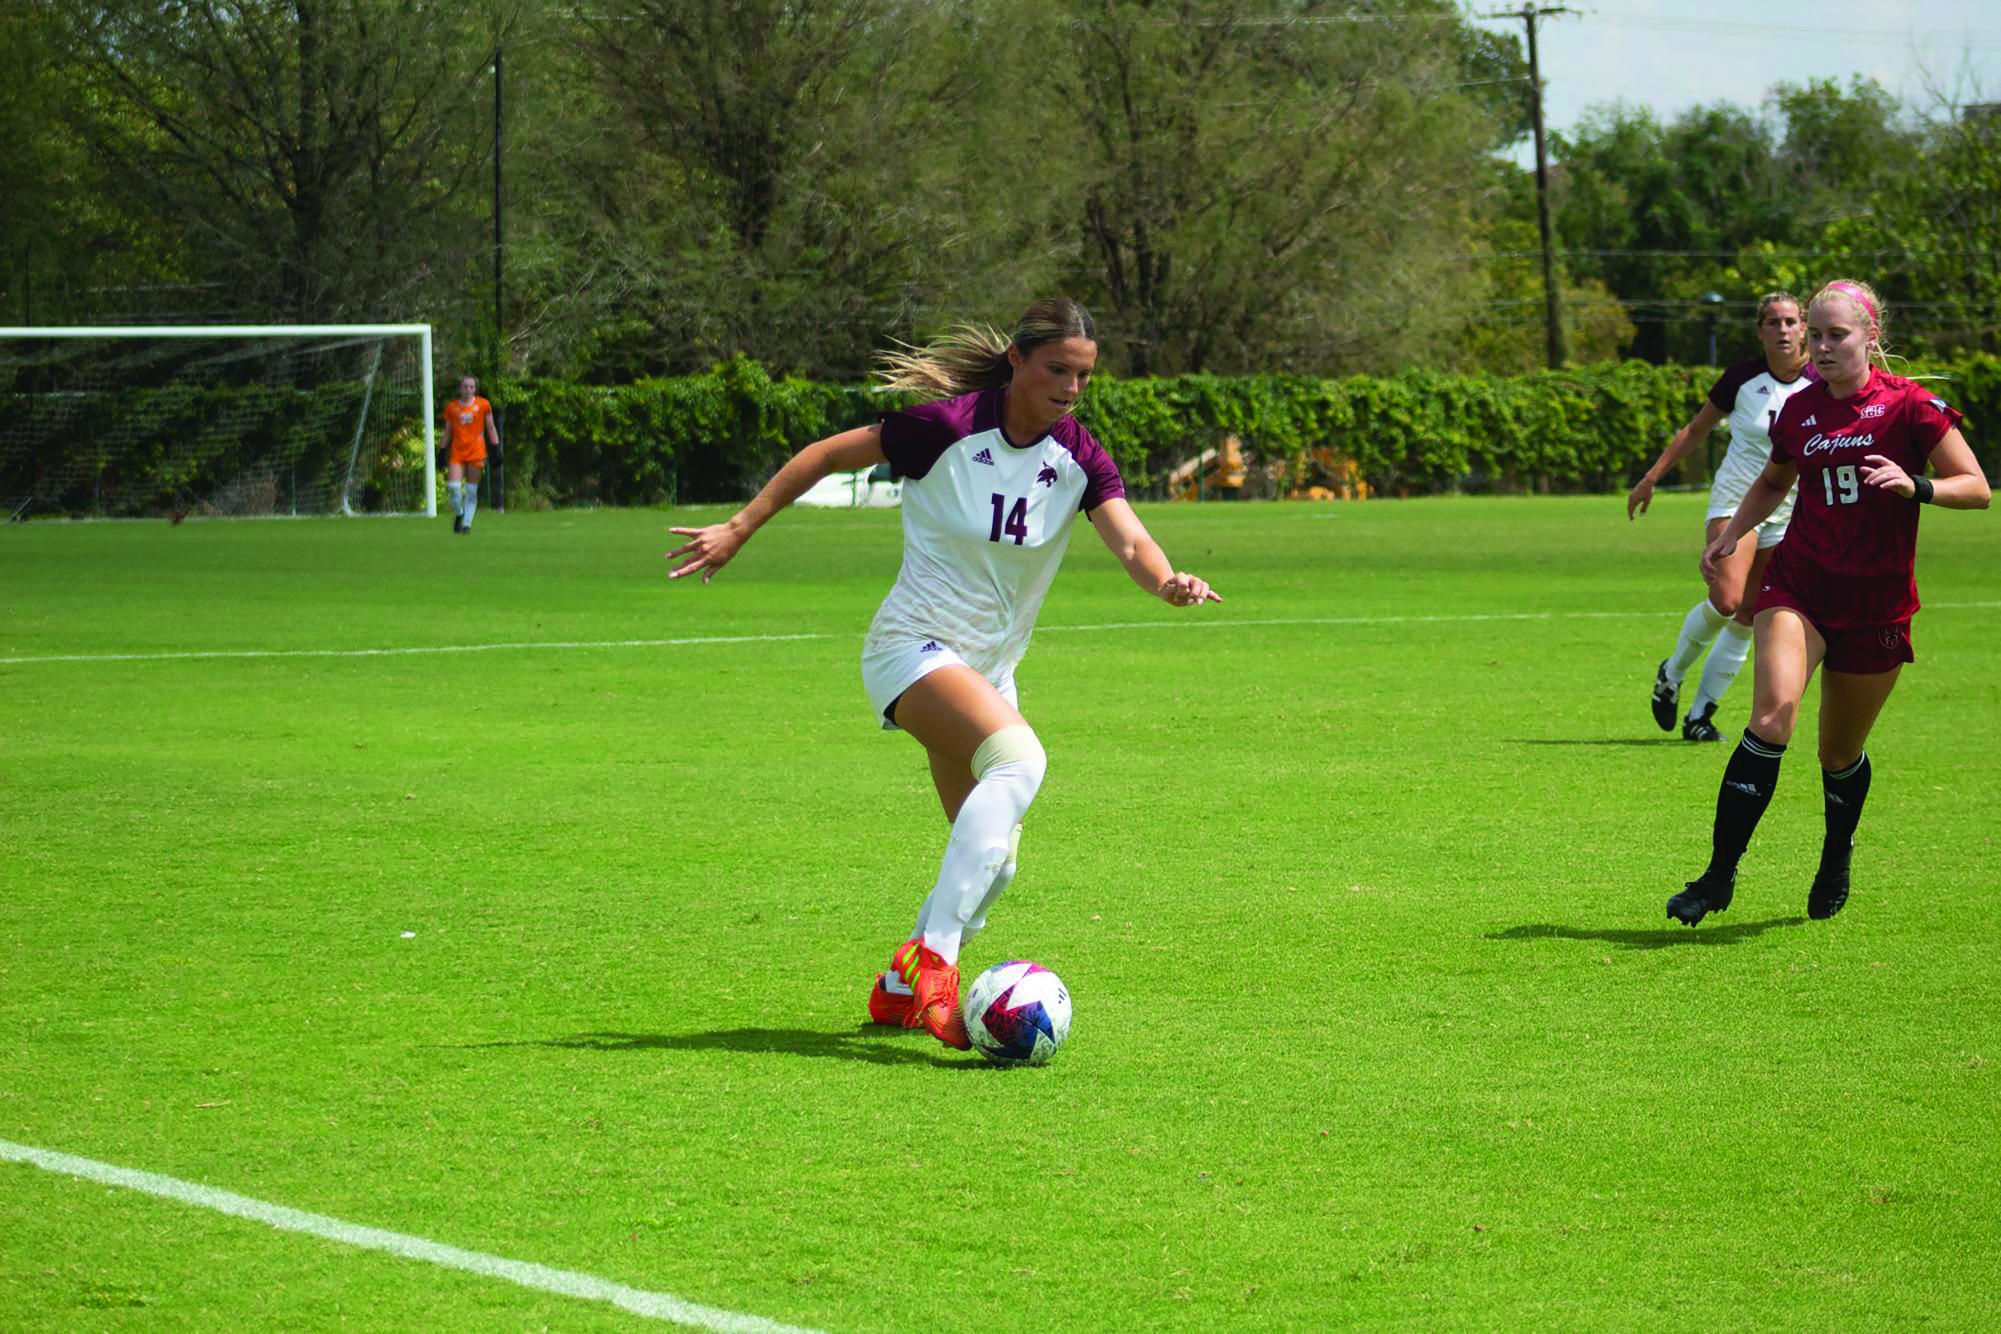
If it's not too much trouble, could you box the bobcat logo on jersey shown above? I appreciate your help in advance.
[1035,466,1059,488]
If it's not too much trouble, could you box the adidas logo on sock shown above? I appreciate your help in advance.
[1726,780,1761,796]
[971,448,995,465]
[919,641,941,653]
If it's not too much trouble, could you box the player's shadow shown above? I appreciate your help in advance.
[1507,738,1687,747]
[1488,917,1805,949]
[466,1027,963,1068]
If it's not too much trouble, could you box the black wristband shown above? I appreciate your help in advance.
[1911,475,1935,504]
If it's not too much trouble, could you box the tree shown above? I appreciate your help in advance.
[51,0,502,324]
[570,0,1055,378]
[1054,0,1527,375]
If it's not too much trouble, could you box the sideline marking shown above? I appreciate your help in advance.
[0,1138,822,1333]
[4,603,2000,667]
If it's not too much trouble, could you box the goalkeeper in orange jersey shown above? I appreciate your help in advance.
[442,375,500,534]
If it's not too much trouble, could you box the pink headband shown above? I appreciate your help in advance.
[1823,281,1878,323]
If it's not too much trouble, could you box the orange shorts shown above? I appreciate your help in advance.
[449,444,486,468]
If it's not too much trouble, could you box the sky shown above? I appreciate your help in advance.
[1469,0,2001,165]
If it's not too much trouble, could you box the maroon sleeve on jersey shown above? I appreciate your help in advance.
[1706,359,1762,413]
[1053,418,1126,512]
[1904,387,1964,458]
[878,392,983,481]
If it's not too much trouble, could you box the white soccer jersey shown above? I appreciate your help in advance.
[866,386,1125,680]
[1705,357,1816,524]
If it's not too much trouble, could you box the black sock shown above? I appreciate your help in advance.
[1708,729,1787,877]
[1819,753,1872,878]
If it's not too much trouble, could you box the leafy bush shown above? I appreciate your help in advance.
[16,356,1991,514]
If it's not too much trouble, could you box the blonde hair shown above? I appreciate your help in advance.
[1755,290,1801,324]
[1809,278,1893,371]
[876,298,1097,400]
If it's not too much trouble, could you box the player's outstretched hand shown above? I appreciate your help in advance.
[1699,532,1738,582]
[666,520,747,583]
[1159,572,1222,606]
[1859,454,1915,499]
[1626,474,1656,520]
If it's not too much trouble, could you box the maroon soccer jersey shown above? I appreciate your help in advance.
[1765,371,1963,625]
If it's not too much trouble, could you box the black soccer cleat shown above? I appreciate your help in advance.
[1651,660,1679,731]
[452,513,465,533]
[1682,703,1722,743]
[1667,869,1735,927]
[1809,843,1852,920]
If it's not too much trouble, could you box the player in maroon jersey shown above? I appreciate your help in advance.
[1668,279,1989,926]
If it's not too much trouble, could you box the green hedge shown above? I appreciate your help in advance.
[491,355,1995,506]
[490,357,883,506]
[16,355,1988,515]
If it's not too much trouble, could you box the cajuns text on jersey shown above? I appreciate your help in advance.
[1766,371,1963,625]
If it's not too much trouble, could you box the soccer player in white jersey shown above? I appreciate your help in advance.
[1628,293,1814,740]
[665,299,1220,1050]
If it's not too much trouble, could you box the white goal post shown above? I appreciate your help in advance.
[0,324,436,520]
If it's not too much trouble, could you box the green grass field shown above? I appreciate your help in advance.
[3,495,1998,1331]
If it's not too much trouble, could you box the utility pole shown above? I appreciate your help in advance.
[1491,6,1572,369]
[492,44,504,352]
[491,43,506,512]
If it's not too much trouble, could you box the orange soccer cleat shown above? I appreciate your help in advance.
[892,938,971,1050]
[866,969,915,1027]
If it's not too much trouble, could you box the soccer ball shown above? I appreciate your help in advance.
[963,960,1071,1065]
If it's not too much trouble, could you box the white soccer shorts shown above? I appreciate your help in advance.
[860,636,1018,731]
[1706,448,1795,550]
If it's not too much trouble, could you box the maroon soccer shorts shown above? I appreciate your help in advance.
[1756,557,1915,674]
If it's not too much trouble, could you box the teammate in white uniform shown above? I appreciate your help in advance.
[1628,292,1814,740]
[665,299,1220,1051]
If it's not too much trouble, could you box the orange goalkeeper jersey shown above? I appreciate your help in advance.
[445,395,493,462]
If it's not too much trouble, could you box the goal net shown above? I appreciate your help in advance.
[0,325,435,520]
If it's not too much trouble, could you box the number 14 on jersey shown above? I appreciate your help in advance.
[988,493,1029,545]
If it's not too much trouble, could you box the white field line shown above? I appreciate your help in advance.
[0,1138,822,1333]
[4,603,2001,668]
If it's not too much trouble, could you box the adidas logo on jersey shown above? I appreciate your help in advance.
[919,640,941,653]
[1801,415,1817,426]
[1755,385,1770,395]
[971,448,995,466]
[1036,465,1059,487]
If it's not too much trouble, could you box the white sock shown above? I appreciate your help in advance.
[1689,619,1754,719]
[462,486,478,525]
[962,824,1022,944]
[917,729,1045,965]
[447,480,463,515]
[1666,597,1730,682]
